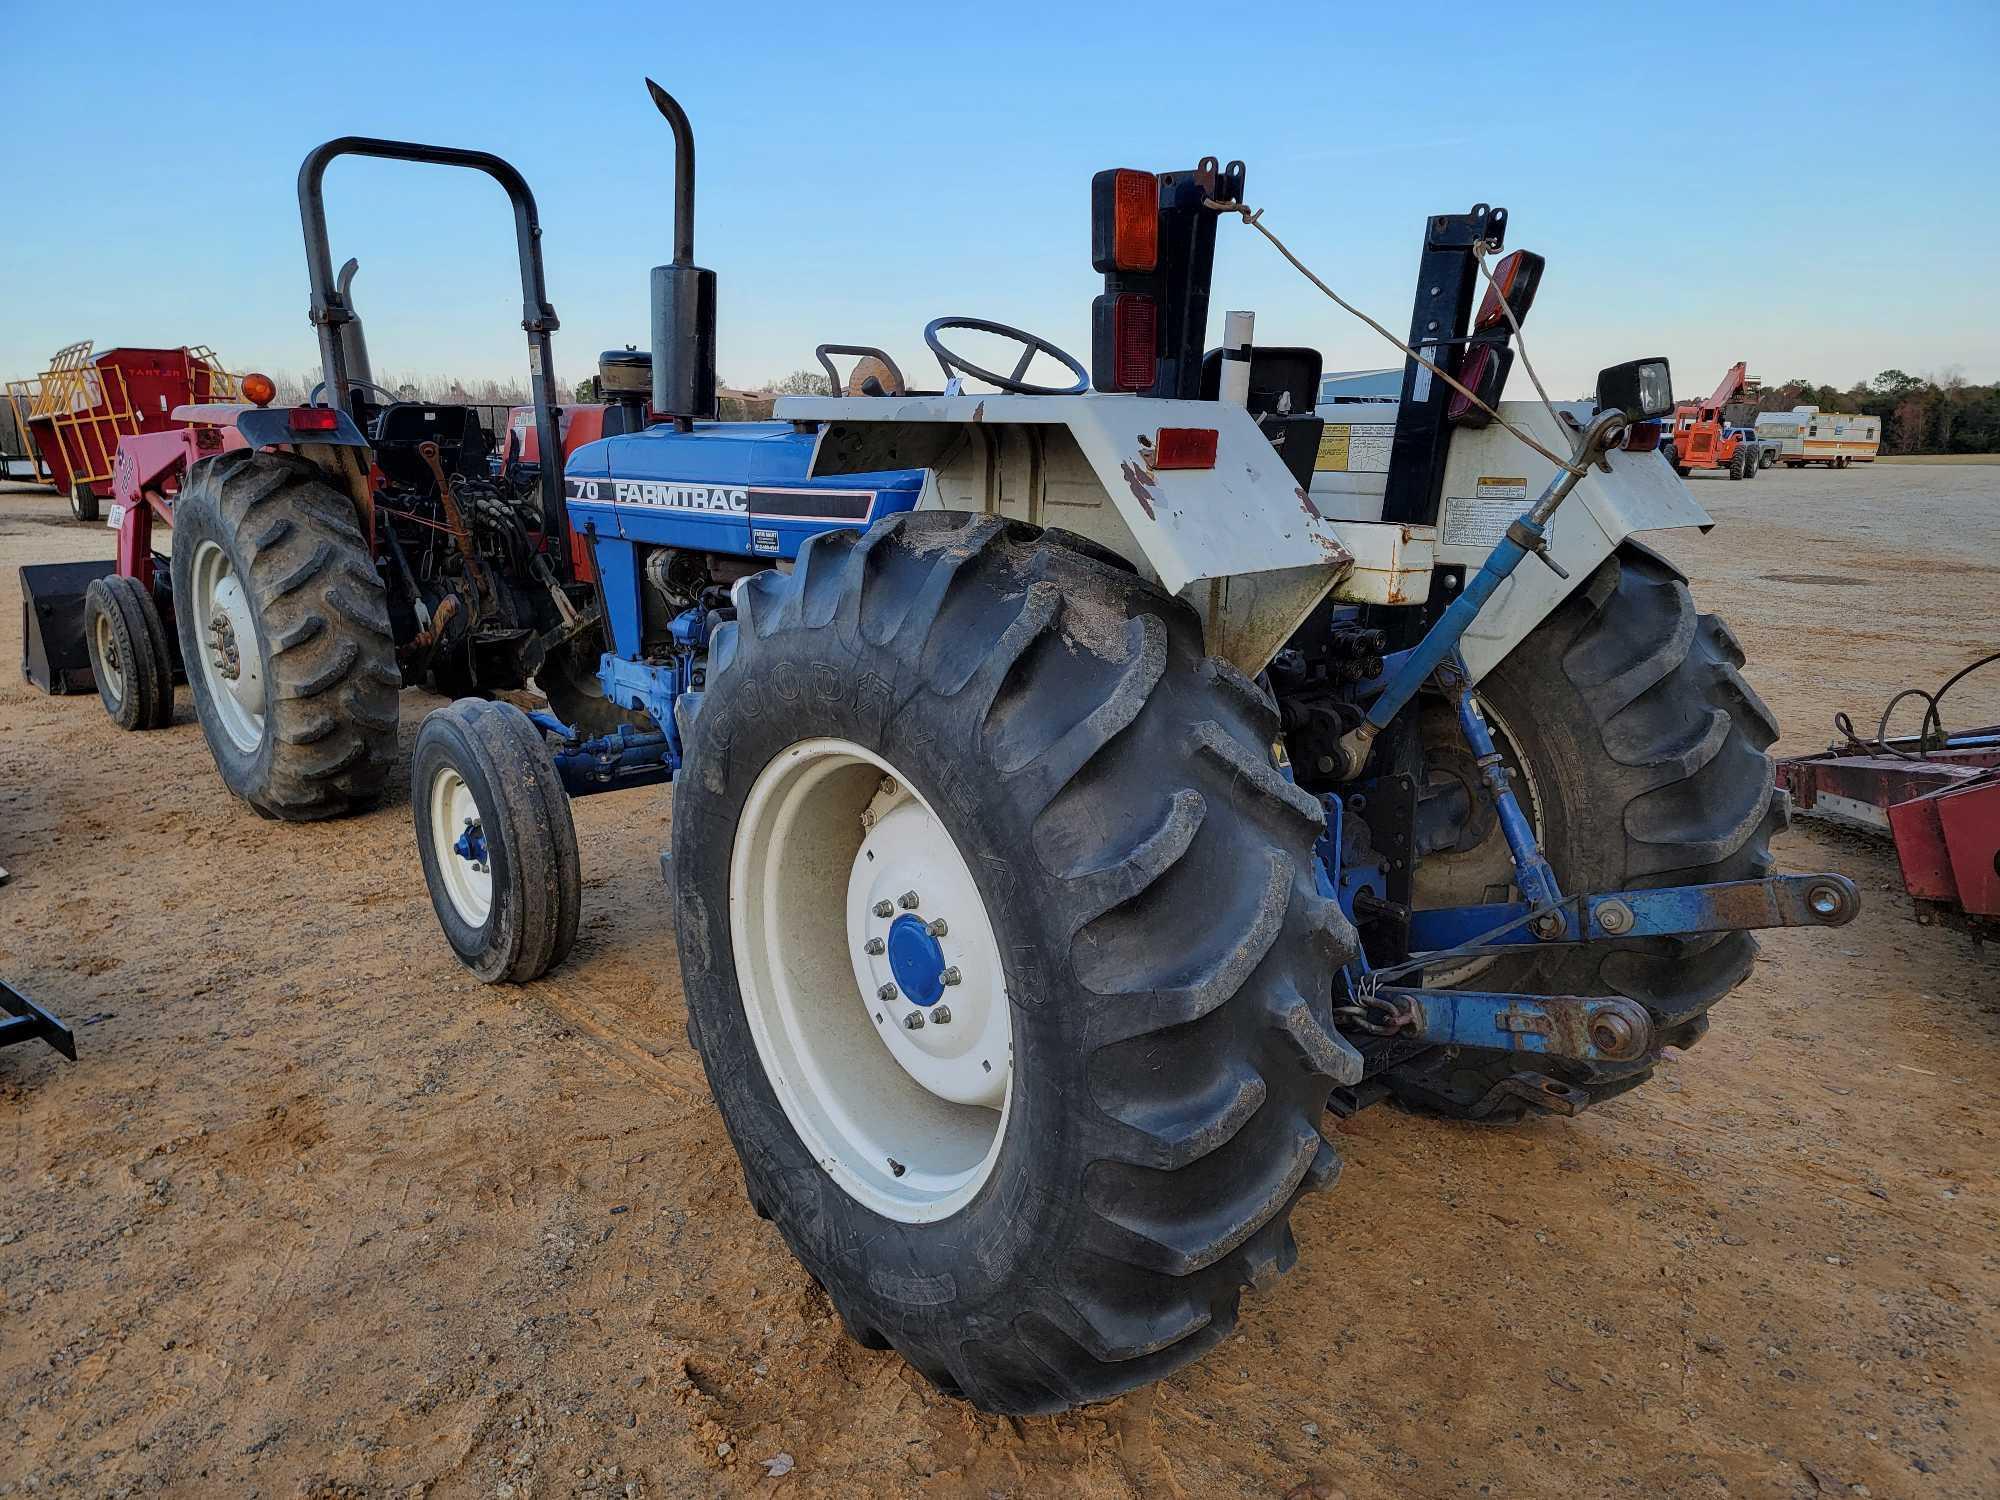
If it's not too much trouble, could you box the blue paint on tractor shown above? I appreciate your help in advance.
[563,421,926,662]
[886,913,948,1006]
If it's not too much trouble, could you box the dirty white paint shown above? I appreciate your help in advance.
[783,392,1436,675]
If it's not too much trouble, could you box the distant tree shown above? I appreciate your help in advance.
[1871,369,1924,397]
[765,368,831,396]
[574,377,597,402]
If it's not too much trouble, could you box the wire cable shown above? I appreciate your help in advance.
[1204,197,1585,475]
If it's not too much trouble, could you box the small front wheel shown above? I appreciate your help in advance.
[84,575,174,730]
[70,481,100,522]
[413,699,580,983]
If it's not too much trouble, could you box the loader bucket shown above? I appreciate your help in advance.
[18,559,113,694]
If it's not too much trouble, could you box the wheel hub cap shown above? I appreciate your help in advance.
[886,914,947,1006]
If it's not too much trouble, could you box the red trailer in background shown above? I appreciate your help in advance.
[1778,655,2000,942]
[4,342,243,520]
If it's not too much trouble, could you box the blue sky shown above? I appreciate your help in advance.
[5,2,1994,403]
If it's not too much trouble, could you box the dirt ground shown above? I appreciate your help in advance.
[2,461,1996,1500]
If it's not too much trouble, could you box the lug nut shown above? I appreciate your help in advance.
[873,900,894,919]
[931,1005,952,1025]
[927,918,948,938]
[898,890,920,910]
[902,1011,925,1030]
[864,937,886,956]
[878,983,898,1002]
[940,967,961,987]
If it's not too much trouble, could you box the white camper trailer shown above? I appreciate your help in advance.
[1754,406,1880,468]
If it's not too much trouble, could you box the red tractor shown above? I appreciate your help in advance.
[1662,360,1763,480]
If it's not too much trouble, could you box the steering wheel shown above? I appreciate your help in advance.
[307,378,404,407]
[924,317,1088,396]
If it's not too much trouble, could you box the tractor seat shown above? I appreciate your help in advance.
[370,403,490,489]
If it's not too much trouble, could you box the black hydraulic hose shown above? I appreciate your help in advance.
[1836,650,2000,758]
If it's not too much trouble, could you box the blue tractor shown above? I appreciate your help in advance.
[245,82,1856,1414]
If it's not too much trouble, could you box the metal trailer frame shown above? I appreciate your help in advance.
[4,342,241,496]
[1779,731,2000,938]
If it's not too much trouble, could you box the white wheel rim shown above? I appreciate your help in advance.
[93,608,125,702]
[729,738,1013,1224]
[191,540,267,753]
[429,766,493,927]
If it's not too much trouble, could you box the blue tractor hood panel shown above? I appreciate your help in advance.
[564,421,925,563]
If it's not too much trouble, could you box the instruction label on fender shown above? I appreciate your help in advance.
[1315,421,1394,473]
[1440,477,1531,548]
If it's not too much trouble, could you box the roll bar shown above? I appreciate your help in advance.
[297,138,570,562]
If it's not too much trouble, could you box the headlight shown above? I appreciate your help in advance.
[1596,358,1673,422]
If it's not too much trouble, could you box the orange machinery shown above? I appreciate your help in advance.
[1663,361,1761,480]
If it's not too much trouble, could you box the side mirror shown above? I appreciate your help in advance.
[1596,357,1673,422]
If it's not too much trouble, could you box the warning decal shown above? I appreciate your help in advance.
[1314,421,1394,473]
[1440,476,1531,548]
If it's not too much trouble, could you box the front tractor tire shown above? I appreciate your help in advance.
[170,451,399,821]
[413,699,580,983]
[84,574,174,730]
[671,513,1358,1415]
[1392,544,1785,1120]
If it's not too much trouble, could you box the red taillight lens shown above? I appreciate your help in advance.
[288,406,340,432]
[1621,419,1663,452]
[1091,168,1160,273]
[1447,344,1509,427]
[1112,295,1158,390]
[1474,248,1545,333]
[1153,427,1218,469]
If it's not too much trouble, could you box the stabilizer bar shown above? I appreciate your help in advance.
[1404,872,1860,955]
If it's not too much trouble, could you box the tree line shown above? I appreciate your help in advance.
[1751,370,2000,455]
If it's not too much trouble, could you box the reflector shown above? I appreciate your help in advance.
[1091,169,1159,273]
[1473,249,1545,334]
[288,406,341,432]
[1153,427,1218,469]
[1111,295,1158,390]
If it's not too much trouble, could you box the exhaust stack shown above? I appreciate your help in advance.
[334,259,375,394]
[646,80,717,428]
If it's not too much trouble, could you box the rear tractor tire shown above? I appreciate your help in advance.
[83,575,174,731]
[170,450,399,820]
[413,699,580,983]
[671,512,1358,1414]
[1392,543,1785,1121]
